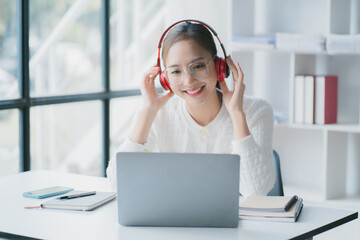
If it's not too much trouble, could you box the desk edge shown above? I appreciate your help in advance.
[289,211,358,240]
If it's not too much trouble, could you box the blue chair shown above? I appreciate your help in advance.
[267,150,284,196]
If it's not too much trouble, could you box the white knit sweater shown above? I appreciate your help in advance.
[106,94,275,197]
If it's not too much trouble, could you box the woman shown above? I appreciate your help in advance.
[107,20,275,197]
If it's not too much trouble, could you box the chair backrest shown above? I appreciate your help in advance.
[267,150,284,196]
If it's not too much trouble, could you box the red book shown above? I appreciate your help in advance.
[315,76,338,124]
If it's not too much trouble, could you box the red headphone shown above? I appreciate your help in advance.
[157,19,230,91]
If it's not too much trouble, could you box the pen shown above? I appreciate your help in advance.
[284,195,298,211]
[58,191,96,200]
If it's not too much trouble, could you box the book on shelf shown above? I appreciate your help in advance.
[326,34,360,53]
[304,75,316,124]
[293,75,338,125]
[239,195,303,222]
[276,33,325,52]
[315,75,338,124]
[294,75,305,123]
[231,35,275,50]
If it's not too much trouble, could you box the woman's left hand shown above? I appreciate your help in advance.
[219,55,245,117]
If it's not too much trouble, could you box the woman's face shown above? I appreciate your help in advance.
[164,39,218,107]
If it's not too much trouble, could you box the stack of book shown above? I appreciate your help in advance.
[231,33,360,54]
[294,75,338,124]
[239,195,303,222]
[231,35,276,50]
[326,34,360,54]
[276,33,326,52]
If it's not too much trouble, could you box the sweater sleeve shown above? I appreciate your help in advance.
[232,99,276,197]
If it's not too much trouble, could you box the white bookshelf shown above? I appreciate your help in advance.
[230,43,360,56]
[231,0,360,201]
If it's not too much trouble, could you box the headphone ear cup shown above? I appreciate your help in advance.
[215,56,221,81]
[215,57,228,81]
[159,71,171,91]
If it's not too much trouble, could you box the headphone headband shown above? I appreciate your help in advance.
[157,19,229,91]
[157,19,227,70]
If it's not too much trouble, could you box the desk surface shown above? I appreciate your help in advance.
[0,170,357,240]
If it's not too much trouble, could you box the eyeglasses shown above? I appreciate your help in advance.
[163,55,216,86]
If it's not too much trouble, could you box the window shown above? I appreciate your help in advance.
[110,0,166,90]
[0,0,166,177]
[0,1,18,100]
[110,96,141,158]
[29,0,102,96]
[31,101,102,176]
[0,109,19,176]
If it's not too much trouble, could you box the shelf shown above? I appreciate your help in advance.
[285,185,360,211]
[232,0,360,202]
[230,41,360,56]
[275,122,360,133]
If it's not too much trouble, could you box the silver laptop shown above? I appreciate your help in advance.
[116,152,240,228]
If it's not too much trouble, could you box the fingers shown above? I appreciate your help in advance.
[219,79,229,93]
[157,87,174,110]
[147,66,160,81]
[142,65,160,88]
[226,55,239,80]
[161,91,174,102]
[235,62,244,84]
[226,55,245,85]
[233,62,245,97]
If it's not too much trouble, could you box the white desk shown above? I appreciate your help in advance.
[0,170,357,240]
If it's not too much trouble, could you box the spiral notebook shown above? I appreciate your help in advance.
[41,191,116,211]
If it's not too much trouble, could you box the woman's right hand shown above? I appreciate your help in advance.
[130,65,174,144]
[140,64,174,113]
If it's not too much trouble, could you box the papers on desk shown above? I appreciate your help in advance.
[239,195,303,222]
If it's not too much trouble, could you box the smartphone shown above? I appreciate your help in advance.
[23,186,74,199]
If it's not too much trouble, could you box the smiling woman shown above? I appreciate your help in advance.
[164,39,220,114]
[107,20,276,197]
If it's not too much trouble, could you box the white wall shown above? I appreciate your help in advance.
[164,0,232,51]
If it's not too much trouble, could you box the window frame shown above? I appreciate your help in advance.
[0,0,142,176]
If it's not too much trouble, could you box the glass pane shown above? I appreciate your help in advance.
[0,1,19,100]
[110,0,166,90]
[29,0,102,97]
[0,109,19,176]
[31,101,102,176]
[110,96,141,157]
